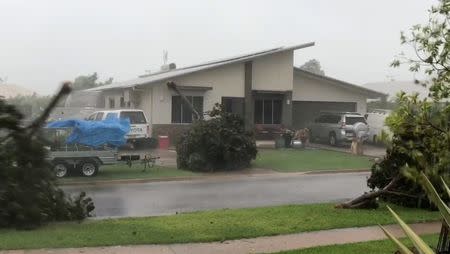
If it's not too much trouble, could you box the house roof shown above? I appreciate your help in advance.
[293,68,387,99]
[87,42,315,91]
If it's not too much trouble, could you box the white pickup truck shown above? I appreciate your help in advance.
[86,109,152,147]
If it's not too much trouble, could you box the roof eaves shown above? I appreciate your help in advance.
[294,67,387,98]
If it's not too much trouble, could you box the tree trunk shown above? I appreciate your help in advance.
[335,176,400,209]
[166,81,202,120]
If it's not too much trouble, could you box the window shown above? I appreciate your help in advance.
[171,96,203,123]
[222,97,244,116]
[120,97,125,108]
[108,98,115,108]
[105,112,118,120]
[87,113,96,121]
[254,99,282,124]
[120,111,147,124]
[94,112,104,121]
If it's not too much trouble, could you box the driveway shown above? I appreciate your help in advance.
[255,140,386,158]
[308,142,386,158]
[63,172,370,218]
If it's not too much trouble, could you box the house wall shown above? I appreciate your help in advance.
[292,73,367,113]
[103,90,122,109]
[251,51,293,91]
[139,62,245,125]
[102,89,138,110]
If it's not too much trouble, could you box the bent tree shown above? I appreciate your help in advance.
[337,0,450,209]
[0,82,94,229]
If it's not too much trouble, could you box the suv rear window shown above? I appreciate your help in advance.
[316,114,341,123]
[345,116,366,125]
[120,111,147,124]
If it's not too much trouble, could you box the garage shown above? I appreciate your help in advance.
[293,101,356,129]
[292,68,385,130]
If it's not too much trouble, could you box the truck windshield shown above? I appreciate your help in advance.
[120,111,147,124]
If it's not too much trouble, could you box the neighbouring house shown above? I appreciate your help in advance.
[49,90,105,121]
[87,42,385,142]
[0,83,35,99]
[362,80,429,101]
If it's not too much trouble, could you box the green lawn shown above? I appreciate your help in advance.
[253,149,373,172]
[0,203,440,250]
[276,234,440,254]
[59,164,198,183]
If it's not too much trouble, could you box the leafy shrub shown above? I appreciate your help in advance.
[381,173,449,254]
[366,97,450,209]
[0,97,94,229]
[176,104,257,171]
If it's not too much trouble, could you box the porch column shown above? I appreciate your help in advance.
[282,91,293,128]
[244,61,254,130]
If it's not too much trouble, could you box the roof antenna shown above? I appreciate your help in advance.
[163,50,168,65]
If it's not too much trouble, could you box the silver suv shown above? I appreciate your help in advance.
[308,112,369,146]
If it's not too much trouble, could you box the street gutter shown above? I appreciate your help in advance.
[59,169,370,186]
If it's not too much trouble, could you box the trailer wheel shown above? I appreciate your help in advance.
[53,161,69,178]
[80,161,98,177]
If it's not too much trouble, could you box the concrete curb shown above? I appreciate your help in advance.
[59,169,370,186]
[304,168,370,175]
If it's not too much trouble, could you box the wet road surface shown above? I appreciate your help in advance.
[63,172,370,218]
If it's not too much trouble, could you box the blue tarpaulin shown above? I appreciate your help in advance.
[46,118,130,148]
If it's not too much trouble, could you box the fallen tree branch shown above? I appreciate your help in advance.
[335,175,401,209]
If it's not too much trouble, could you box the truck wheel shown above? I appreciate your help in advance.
[80,161,98,177]
[329,132,337,146]
[53,162,69,178]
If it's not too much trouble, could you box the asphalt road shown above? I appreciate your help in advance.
[63,172,370,218]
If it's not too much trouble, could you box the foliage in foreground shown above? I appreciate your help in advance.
[0,84,94,229]
[381,173,449,254]
[177,104,257,171]
[339,0,450,209]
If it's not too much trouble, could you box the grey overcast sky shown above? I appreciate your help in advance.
[0,0,433,95]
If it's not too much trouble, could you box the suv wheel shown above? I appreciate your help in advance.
[329,132,337,146]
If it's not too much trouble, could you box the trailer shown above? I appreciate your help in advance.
[45,118,150,178]
[48,148,118,177]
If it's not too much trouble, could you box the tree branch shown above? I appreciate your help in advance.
[26,82,72,137]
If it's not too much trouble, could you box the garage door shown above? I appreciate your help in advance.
[292,101,357,129]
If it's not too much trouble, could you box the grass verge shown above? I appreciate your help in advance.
[253,149,373,172]
[0,203,440,250]
[275,234,439,254]
[59,164,198,183]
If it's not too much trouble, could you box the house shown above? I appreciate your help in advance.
[88,42,385,141]
[361,80,429,101]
